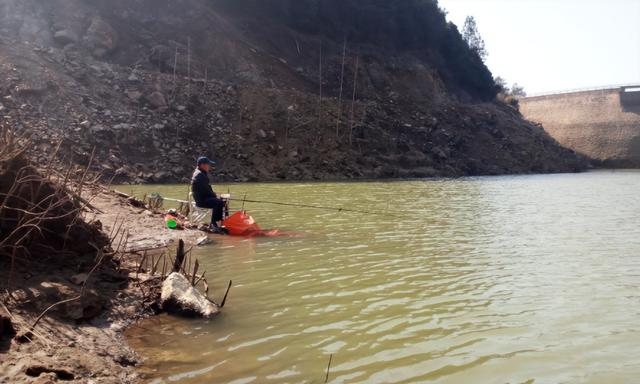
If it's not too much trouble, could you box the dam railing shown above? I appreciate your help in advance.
[526,83,640,98]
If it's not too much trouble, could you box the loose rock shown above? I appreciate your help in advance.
[125,90,142,102]
[146,92,167,109]
[53,30,79,45]
[84,17,118,57]
[69,273,89,286]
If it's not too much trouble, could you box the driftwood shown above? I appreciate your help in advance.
[172,240,186,273]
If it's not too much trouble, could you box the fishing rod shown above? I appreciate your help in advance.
[157,193,404,217]
[229,197,400,217]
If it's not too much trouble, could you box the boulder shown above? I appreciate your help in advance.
[126,90,142,102]
[160,273,219,318]
[112,123,130,130]
[435,148,448,160]
[172,166,184,175]
[89,124,106,134]
[127,73,140,82]
[69,273,89,286]
[146,92,167,109]
[53,29,79,45]
[152,171,172,183]
[84,18,118,57]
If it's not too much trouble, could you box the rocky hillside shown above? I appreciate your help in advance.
[0,0,588,183]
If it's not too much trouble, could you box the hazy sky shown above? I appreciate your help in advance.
[438,0,640,94]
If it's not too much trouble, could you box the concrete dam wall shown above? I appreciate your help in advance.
[520,86,640,165]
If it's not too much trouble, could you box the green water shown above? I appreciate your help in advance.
[124,171,640,383]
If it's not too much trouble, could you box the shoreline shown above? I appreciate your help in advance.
[1,187,208,384]
[114,166,640,189]
[114,166,595,186]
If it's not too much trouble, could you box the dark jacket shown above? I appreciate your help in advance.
[191,168,217,206]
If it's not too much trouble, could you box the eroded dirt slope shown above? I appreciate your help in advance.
[0,0,588,183]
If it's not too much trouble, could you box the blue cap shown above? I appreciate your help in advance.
[197,156,216,166]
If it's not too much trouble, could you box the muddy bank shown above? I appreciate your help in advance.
[0,146,210,383]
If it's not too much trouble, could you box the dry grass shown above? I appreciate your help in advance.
[0,125,109,289]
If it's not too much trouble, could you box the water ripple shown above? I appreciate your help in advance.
[125,171,640,383]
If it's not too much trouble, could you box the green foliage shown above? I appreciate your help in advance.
[510,83,527,97]
[495,77,527,108]
[494,76,509,93]
[462,16,487,62]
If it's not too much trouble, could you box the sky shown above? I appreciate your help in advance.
[438,0,640,95]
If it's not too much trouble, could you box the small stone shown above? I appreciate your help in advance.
[153,171,171,182]
[172,166,184,175]
[127,73,139,82]
[90,124,106,133]
[79,120,90,127]
[124,305,138,317]
[196,237,212,246]
[69,273,89,286]
[257,129,267,139]
[115,167,129,176]
[126,90,142,101]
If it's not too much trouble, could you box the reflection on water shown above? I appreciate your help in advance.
[124,171,640,383]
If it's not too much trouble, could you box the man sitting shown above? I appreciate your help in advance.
[191,156,226,234]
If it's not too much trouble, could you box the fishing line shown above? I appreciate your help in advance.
[229,197,403,217]
[159,194,410,217]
